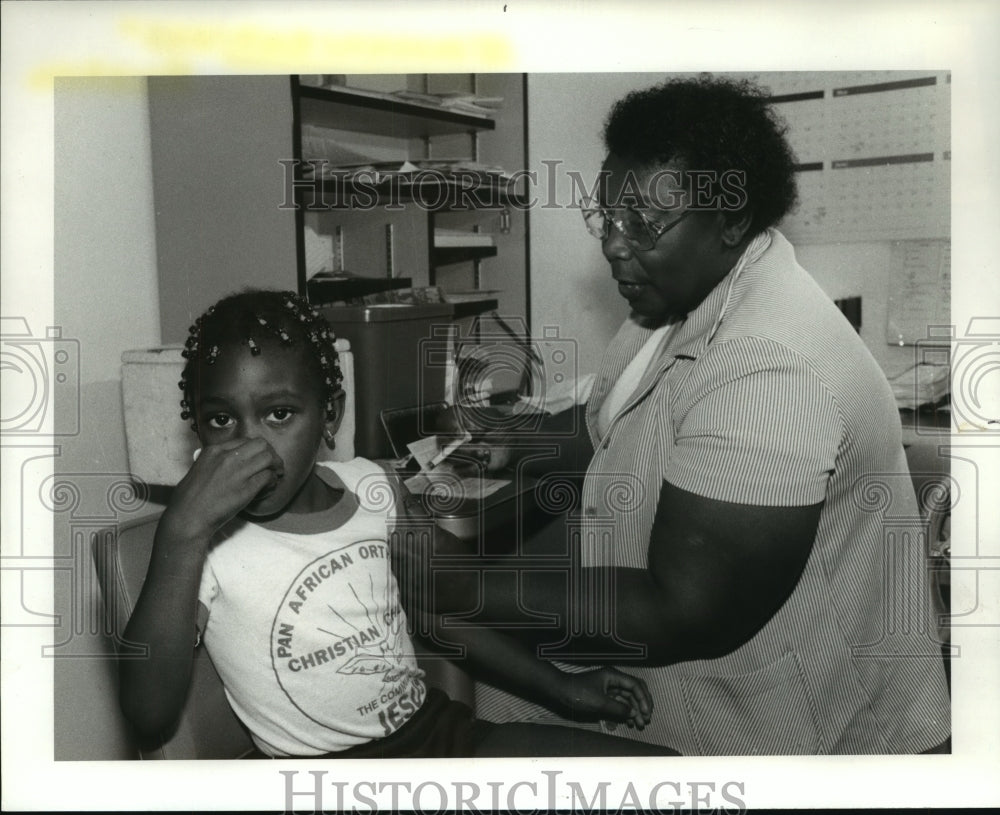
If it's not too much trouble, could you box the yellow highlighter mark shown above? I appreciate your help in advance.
[116,18,515,73]
[26,18,514,90]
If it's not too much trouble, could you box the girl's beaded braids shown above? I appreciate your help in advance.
[179,289,343,430]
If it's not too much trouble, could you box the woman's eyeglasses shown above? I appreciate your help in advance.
[581,205,691,252]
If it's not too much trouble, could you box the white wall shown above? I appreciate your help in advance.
[527,74,664,379]
[794,242,915,379]
[526,73,926,384]
[53,76,161,760]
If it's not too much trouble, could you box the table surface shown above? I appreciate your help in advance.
[899,407,951,448]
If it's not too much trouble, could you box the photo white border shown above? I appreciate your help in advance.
[2,0,998,810]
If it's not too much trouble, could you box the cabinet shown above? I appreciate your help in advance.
[289,75,532,457]
[148,74,530,343]
[289,74,530,323]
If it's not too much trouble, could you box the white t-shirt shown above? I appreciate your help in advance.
[197,458,427,757]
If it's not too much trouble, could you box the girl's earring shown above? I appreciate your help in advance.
[323,429,336,450]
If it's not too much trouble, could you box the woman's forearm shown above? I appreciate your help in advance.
[416,611,572,713]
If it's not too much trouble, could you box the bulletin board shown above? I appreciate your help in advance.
[742,70,951,245]
[885,239,951,346]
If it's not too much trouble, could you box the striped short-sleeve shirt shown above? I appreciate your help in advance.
[475,229,950,755]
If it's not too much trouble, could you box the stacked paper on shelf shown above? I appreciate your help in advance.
[418,159,512,182]
[300,126,380,166]
[301,160,418,181]
[391,89,503,117]
[889,363,950,410]
[434,229,496,247]
[437,91,504,107]
[442,289,502,303]
[361,286,445,305]
[301,159,513,186]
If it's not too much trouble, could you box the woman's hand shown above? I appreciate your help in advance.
[159,438,284,543]
[467,443,516,473]
[434,405,515,473]
[553,667,654,730]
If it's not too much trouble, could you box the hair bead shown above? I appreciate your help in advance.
[180,289,344,427]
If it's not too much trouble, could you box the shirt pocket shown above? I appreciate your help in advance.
[680,651,823,755]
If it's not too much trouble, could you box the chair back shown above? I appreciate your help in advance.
[92,513,255,759]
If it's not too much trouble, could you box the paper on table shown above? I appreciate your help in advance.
[407,432,472,471]
[406,435,440,471]
[427,432,472,469]
[403,471,510,499]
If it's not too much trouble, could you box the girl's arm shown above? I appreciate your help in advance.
[414,609,652,729]
[119,437,283,738]
[118,516,213,738]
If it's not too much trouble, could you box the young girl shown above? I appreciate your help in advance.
[119,289,676,758]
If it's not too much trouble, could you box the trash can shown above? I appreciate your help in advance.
[120,346,196,485]
[319,303,455,459]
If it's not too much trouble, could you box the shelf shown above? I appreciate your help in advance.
[450,298,499,319]
[306,276,412,304]
[295,175,529,211]
[432,246,498,267]
[296,82,496,139]
[289,73,528,343]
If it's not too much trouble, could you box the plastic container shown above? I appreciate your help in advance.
[320,303,455,459]
[120,347,197,485]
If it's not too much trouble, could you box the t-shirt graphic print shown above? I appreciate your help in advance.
[271,538,426,738]
[198,460,426,756]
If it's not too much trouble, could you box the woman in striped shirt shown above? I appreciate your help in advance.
[404,75,951,756]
